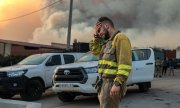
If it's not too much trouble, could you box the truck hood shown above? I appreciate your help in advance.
[58,61,98,69]
[0,65,38,72]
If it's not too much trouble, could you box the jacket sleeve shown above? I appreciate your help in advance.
[89,37,104,56]
[114,34,132,84]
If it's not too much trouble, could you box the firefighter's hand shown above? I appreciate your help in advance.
[110,85,121,99]
[94,22,102,38]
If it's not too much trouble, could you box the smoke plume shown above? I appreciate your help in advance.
[31,0,180,49]
[0,0,41,42]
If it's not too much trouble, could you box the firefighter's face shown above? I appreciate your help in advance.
[98,24,109,40]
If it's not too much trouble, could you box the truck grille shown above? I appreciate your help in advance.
[54,67,87,84]
[0,72,7,78]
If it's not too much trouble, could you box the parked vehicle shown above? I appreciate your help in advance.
[175,58,180,69]
[0,52,84,101]
[52,48,155,102]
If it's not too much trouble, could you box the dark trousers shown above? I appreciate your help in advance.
[162,66,167,76]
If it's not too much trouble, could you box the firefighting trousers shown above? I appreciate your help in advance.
[98,78,123,108]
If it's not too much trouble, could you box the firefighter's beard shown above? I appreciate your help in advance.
[102,29,110,40]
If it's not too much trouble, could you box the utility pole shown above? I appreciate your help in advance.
[66,0,73,50]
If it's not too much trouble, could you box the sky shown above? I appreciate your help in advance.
[0,0,41,41]
[0,0,180,49]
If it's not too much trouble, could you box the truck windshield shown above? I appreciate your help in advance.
[18,54,49,65]
[77,52,98,62]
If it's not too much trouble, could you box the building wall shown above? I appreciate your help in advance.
[0,43,11,56]
[177,48,180,58]
[0,43,4,55]
[164,50,176,59]
[11,45,57,56]
[0,40,66,57]
[73,42,89,52]
[12,45,37,56]
[5,43,11,56]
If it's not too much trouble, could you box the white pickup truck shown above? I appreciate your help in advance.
[0,52,84,101]
[52,48,155,102]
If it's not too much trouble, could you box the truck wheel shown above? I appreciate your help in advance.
[20,80,43,101]
[138,82,150,92]
[57,92,76,102]
[0,93,15,99]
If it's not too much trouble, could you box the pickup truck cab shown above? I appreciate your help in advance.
[0,52,84,101]
[52,48,155,102]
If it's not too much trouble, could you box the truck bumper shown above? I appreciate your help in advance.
[52,83,97,94]
[0,76,28,94]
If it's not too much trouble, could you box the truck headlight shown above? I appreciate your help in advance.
[7,70,27,77]
[84,67,98,74]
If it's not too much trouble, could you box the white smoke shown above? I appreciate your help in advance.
[32,0,180,49]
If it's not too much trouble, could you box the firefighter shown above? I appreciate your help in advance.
[89,17,132,108]
[155,57,162,77]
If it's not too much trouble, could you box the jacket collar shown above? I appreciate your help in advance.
[108,31,120,41]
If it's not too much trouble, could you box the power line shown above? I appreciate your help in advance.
[0,0,61,22]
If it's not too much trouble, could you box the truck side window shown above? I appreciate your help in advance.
[46,55,61,66]
[132,51,139,61]
[63,54,75,64]
[133,49,151,61]
[132,52,135,61]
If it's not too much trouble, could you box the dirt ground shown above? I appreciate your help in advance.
[120,68,180,108]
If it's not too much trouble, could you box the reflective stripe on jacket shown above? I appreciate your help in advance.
[89,31,132,84]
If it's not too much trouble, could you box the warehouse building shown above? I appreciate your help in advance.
[0,39,66,57]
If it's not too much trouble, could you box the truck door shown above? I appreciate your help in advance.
[126,51,135,85]
[131,49,155,83]
[45,55,62,87]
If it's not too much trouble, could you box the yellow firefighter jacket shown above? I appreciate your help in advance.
[89,31,132,85]
[155,59,161,66]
